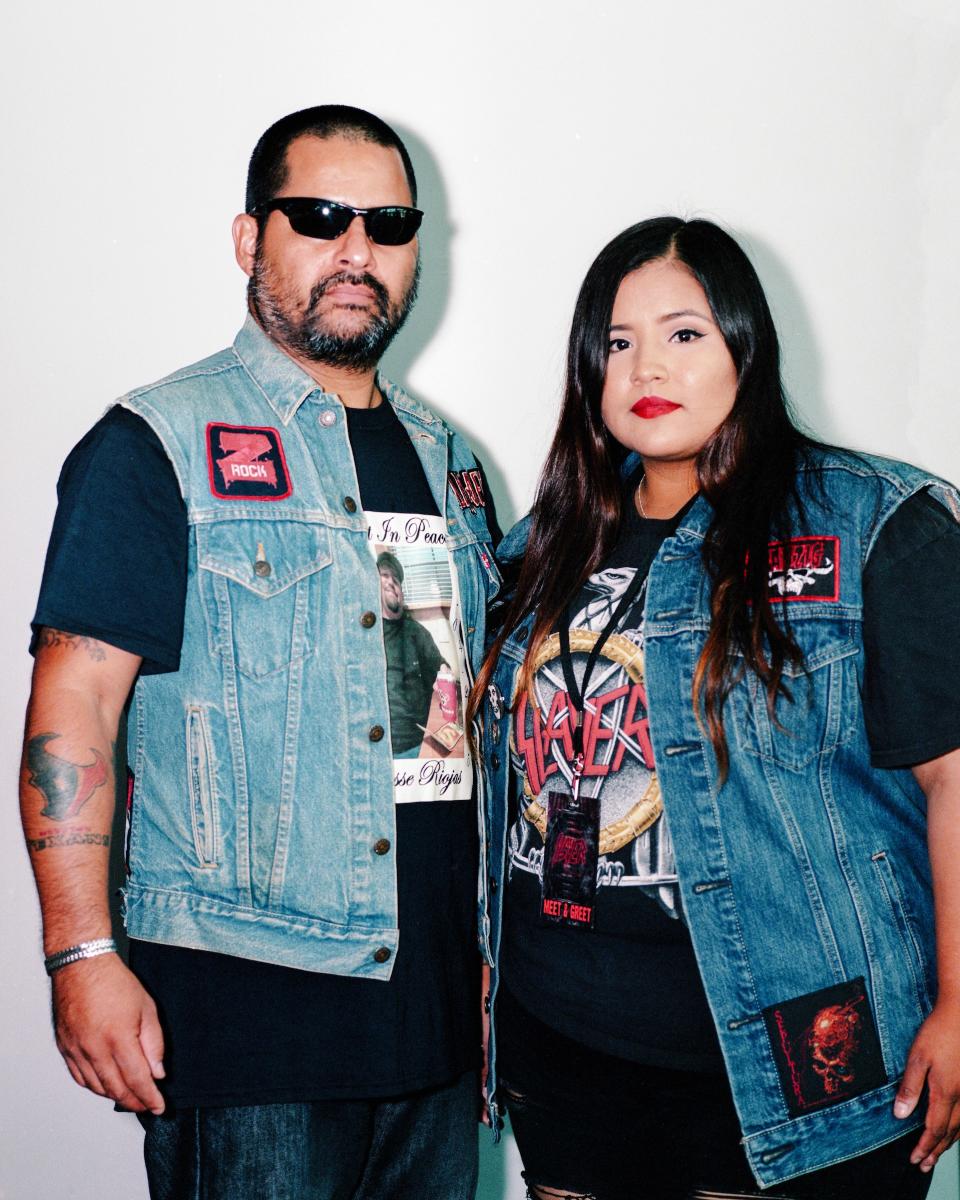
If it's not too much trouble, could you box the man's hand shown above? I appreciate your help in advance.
[895,997,960,1172]
[53,953,166,1114]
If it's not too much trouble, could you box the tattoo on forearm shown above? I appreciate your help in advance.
[26,734,108,821]
[27,831,111,852]
[36,628,107,661]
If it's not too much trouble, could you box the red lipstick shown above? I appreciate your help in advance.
[631,395,680,419]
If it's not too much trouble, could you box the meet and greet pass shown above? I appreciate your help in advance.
[541,790,599,929]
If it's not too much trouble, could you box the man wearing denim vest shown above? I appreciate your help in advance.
[20,105,500,1200]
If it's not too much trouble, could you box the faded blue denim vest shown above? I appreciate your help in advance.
[481,449,960,1188]
[119,316,500,978]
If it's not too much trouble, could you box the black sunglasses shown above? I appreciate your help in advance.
[252,197,423,246]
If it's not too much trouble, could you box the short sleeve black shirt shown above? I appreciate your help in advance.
[32,400,482,1107]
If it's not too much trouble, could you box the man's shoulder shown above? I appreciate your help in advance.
[119,345,244,412]
[379,376,448,435]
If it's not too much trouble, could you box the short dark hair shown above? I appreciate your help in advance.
[245,105,418,214]
[376,551,404,584]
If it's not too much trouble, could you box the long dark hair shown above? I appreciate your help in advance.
[472,216,816,776]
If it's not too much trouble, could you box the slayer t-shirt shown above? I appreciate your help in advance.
[500,491,725,1069]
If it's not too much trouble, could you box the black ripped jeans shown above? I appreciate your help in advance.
[495,987,933,1200]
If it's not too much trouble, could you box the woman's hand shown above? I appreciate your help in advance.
[895,996,960,1172]
[902,750,960,1170]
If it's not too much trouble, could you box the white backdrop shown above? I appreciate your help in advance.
[2,2,959,1197]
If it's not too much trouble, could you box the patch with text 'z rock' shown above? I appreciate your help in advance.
[206,423,292,500]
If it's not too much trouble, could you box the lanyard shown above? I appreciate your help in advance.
[557,568,648,791]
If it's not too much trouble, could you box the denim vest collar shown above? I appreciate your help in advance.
[232,314,445,435]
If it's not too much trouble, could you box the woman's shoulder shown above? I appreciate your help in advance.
[796,443,957,495]
[497,513,533,564]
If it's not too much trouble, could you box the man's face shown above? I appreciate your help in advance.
[237,134,420,371]
[379,568,404,619]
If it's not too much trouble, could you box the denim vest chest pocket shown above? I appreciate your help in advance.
[730,613,861,772]
[196,517,332,679]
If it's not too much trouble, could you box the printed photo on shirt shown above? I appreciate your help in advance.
[367,512,473,804]
[509,565,682,920]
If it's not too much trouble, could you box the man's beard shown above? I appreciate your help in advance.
[249,250,420,372]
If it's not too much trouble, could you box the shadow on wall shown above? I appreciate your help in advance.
[739,229,838,447]
[381,124,517,533]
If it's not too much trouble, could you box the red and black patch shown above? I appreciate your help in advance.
[449,468,486,511]
[206,423,292,501]
[767,536,840,602]
[763,977,887,1117]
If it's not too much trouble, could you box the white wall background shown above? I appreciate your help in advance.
[2,1,959,1197]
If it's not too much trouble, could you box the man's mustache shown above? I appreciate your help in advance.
[307,271,391,316]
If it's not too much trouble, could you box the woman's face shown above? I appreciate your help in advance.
[600,258,738,463]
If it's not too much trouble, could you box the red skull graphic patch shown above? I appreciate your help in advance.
[763,978,887,1116]
[206,423,292,500]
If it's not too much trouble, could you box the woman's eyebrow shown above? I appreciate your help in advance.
[658,308,713,322]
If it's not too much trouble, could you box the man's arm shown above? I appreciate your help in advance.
[894,746,960,1170]
[20,628,165,1114]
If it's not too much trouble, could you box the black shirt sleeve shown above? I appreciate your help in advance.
[31,406,188,674]
[863,490,960,768]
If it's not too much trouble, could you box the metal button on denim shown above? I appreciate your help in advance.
[373,947,391,964]
[318,410,336,427]
[492,752,501,770]
[374,838,391,855]
[253,560,271,577]
[360,611,377,628]
[369,725,385,742]
[343,496,357,513]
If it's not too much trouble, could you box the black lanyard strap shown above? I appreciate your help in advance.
[557,567,648,764]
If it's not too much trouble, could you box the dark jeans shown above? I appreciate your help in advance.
[496,988,932,1200]
[139,1070,479,1200]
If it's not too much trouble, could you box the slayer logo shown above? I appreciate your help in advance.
[763,978,887,1116]
[206,423,292,500]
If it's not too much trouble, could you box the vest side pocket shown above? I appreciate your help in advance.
[870,849,933,1016]
[186,705,220,868]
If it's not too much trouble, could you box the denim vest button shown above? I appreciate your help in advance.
[360,611,377,628]
[374,838,391,855]
[253,560,271,577]
[492,752,501,770]
[318,410,337,427]
[373,946,391,963]
[344,496,357,513]
[369,725,385,742]
[489,874,498,893]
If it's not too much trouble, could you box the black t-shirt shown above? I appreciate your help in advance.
[500,474,960,1073]
[32,400,482,1106]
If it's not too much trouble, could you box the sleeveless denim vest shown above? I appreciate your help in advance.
[481,449,960,1187]
[118,317,500,979]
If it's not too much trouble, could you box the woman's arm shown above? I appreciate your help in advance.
[894,746,960,1171]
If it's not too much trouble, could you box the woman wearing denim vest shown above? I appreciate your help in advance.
[474,217,960,1199]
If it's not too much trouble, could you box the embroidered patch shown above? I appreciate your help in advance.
[763,977,887,1116]
[767,536,840,602]
[206,423,292,500]
[449,468,486,511]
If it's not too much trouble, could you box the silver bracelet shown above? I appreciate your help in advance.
[44,937,118,976]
